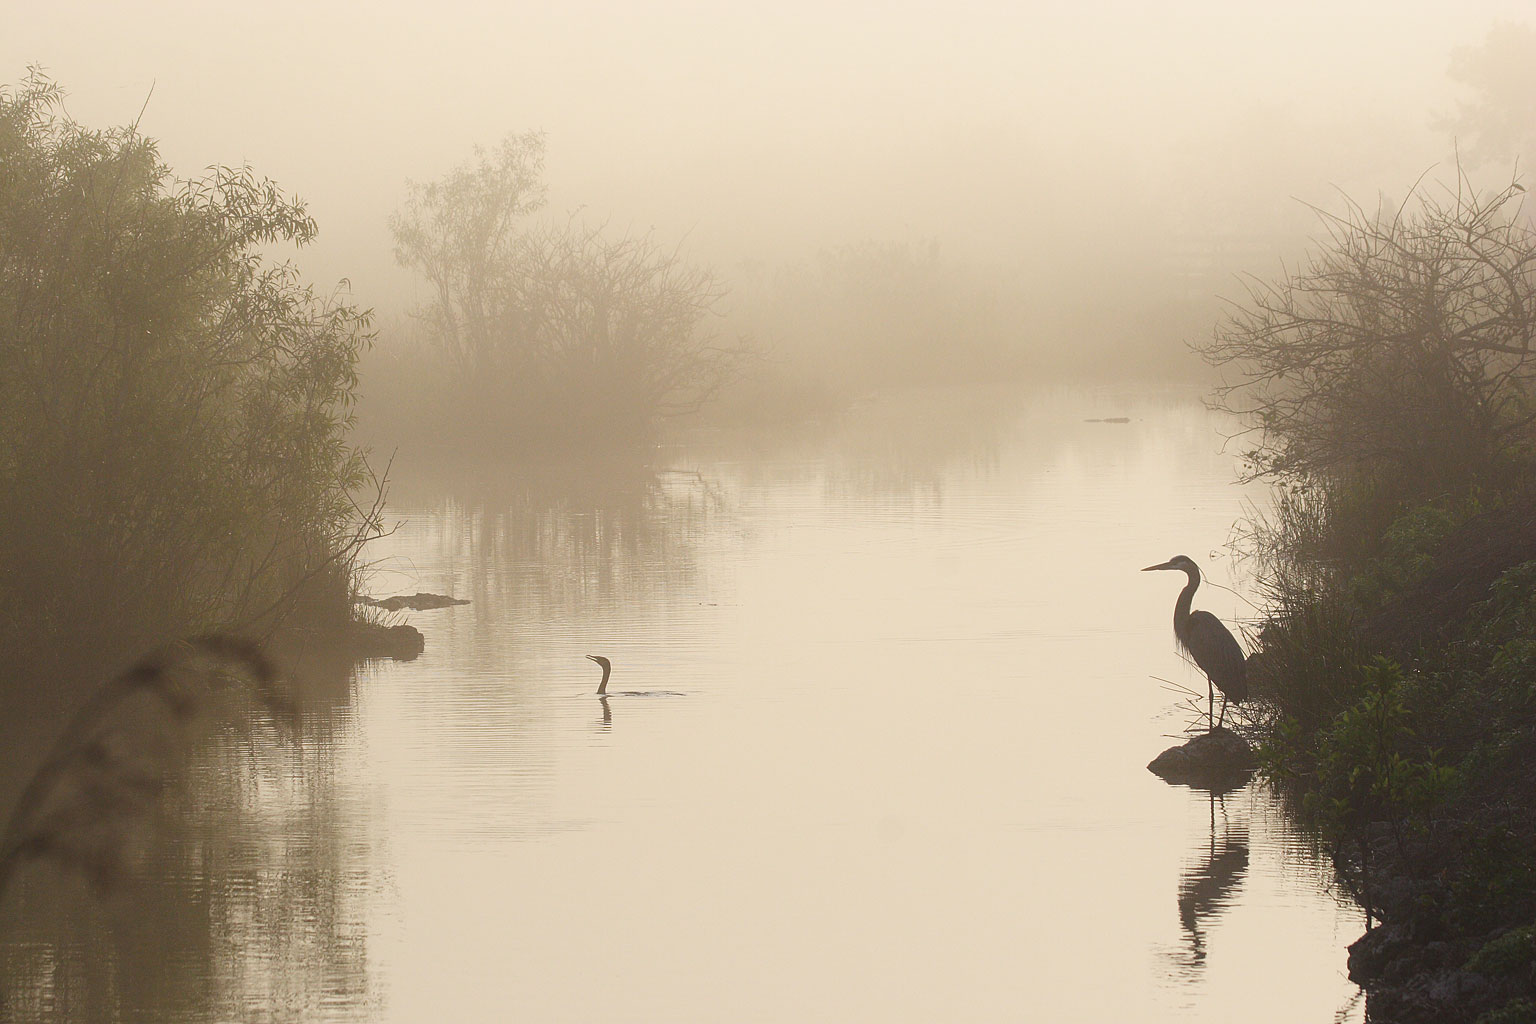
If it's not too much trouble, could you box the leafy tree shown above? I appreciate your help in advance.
[388,136,741,442]
[388,131,547,380]
[0,71,377,690]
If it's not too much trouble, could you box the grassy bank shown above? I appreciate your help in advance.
[1243,486,1536,1023]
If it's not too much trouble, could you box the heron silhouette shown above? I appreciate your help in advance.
[1143,555,1248,730]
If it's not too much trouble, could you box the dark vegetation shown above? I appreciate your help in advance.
[1207,170,1536,1024]
[0,73,381,733]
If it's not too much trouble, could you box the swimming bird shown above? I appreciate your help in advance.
[583,655,684,698]
[1143,555,1248,730]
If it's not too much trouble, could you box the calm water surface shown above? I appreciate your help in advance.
[1,385,1364,1022]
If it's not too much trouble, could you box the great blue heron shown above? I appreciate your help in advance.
[1143,555,1248,730]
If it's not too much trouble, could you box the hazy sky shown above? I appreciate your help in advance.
[6,1,1532,315]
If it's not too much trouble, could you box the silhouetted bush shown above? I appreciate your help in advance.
[0,72,378,691]
[1205,173,1536,495]
[386,135,743,446]
[1224,169,1536,1022]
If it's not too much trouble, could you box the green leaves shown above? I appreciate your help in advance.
[1274,657,1460,844]
[1290,660,1456,847]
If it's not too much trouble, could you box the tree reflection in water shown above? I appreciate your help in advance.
[375,452,730,639]
[0,645,379,1023]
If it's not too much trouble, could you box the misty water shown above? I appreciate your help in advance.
[1,385,1364,1022]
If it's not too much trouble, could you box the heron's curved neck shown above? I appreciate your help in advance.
[1174,567,1201,634]
[596,662,611,695]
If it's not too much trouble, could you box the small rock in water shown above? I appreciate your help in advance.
[1147,727,1257,785]
[346,622,425,662]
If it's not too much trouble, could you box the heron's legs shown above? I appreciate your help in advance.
[1216,693,1229,729]
[1207,678,1215,731]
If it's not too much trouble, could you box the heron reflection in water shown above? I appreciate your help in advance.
[1174,788,1249,973]
[1143,555,1248,729]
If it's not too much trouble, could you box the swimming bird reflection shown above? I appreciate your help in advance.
[1170,790,1250,977]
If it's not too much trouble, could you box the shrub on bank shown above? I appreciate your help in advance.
[0,72,378,695]
[382,135,746,449]
[1208,170,1536,1021]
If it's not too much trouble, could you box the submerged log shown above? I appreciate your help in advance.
[355,592,470,612]
[1148,727,1257,786]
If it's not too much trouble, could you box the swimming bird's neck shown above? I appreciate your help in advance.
[596,662,611,695]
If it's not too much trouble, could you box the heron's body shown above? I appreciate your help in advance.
[1145,555,1247,728]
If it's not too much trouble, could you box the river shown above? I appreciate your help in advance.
[0,384,1364,1022]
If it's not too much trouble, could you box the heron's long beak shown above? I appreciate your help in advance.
[1142,561,1175,572]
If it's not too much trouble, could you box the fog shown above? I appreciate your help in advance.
[8,0,1530,347]
[9,8,1536,1022]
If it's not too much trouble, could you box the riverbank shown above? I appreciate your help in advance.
[1247,495,1536,1024]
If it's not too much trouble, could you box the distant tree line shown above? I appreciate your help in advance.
[0,72,378,693]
